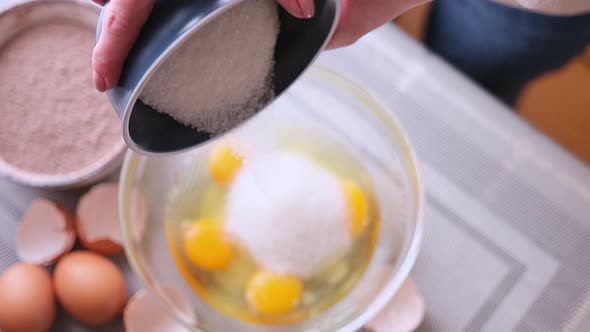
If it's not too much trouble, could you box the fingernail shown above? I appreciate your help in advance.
[296,0,315,19]
[93,70,106,92]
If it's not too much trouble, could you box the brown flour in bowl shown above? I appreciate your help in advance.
[0,21,123,175]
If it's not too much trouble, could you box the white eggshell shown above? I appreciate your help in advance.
[366,277,425,332]
[16,199,76,265]
[76,182,123,255]
[124,288,195,332]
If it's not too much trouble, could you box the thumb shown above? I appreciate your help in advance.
[92,0,155,92]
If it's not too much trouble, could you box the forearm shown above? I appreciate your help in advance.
[494,0,590,16]
[329,0,432,48]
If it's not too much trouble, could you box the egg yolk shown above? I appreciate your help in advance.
[209,142,244,185]
[246,271,303,315]
[342,180,368,238]
[184,218,233,271]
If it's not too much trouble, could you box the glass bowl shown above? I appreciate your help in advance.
[119,65,424,332]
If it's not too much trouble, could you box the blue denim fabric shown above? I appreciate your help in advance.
[425,0,590,106]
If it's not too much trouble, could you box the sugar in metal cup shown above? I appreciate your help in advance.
[97,0,340,156]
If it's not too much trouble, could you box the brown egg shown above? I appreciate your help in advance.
[54,251,127,325]
[0,263,56,332]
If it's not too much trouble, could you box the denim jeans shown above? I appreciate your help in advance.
[425,0,590,106]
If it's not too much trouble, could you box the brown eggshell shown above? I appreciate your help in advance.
[53,251,127,326]
[0,263,56,332]
[16,199,76,265]
[76,182,123,256]
[366,277,425,332]
[124,288,195,332]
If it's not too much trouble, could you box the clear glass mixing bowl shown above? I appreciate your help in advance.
[119,65,424,332]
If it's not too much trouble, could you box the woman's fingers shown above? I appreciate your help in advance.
[277,0,315,19]
[91,0,314,92]
[92,0,155,92]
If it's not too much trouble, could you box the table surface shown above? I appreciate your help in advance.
[1,2,590,330]
[319,24,590,332]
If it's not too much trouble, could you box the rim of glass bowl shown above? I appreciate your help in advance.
[119,64,425,332]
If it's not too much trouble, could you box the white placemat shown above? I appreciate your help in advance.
[1,3,590,330]
[318,24,590,332]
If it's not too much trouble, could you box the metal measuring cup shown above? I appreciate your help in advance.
[96,0,340,156]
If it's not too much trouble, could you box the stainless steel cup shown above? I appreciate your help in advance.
[97,0,340,156]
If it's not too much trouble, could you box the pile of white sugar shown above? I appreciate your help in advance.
[225,152,353,278]
[140,0,279,134]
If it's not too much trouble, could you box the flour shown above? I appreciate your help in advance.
[0,22,123,175]
[224,152,353,278]
[140,0,280,134]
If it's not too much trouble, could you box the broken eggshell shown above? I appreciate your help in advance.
[124,288,195,332]
[76,182,123,255]
[16,199,76,265]
[366,277,425,332]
